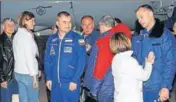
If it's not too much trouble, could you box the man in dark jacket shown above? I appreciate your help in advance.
[133,4,176,102]
[0,18,18,102]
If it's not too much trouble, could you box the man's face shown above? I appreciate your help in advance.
[81,17,94,35]
[57,15,71,33]
[136,8,153,29]
[3,21,15,35]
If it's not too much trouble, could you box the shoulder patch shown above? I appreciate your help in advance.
[50,46,55,55]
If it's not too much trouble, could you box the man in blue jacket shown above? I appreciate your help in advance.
[80,15,100,102]
[132,4,176,102]
[81,15,99,54]
[44,11,86,102]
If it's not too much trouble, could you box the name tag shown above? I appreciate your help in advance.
[65,39,73,43]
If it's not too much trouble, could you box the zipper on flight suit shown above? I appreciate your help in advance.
[57,39,63,87]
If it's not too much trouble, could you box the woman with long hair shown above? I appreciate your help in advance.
[13,11,39,102]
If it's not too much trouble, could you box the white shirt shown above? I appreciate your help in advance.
[13,28,39,76]
[112,51,152,102]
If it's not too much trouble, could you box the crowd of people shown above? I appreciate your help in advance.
[0,4,176,102]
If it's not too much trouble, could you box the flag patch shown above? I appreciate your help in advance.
[78,39,85,45]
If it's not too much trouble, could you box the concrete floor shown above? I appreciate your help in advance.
[12,77,176,102]
[12,75,48,102]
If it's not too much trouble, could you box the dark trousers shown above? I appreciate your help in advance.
[46,88,51,102]
[80,87,97,102]
[0,79,18,102]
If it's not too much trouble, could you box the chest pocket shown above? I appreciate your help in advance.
[152,39,162,59]
[141,38,153,61]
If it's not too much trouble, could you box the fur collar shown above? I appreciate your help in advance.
[134,18,165,38]
[148,18,164,38]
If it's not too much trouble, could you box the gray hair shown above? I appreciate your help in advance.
[2,18,16,30]
[99,15,115,27]
[2,18,15,25]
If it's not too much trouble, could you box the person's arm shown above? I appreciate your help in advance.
[71,37,86,83]
[131,60,153,81]
[44,36,52,81]
[44,36,53,90]
[161,31,176,90]
[112,52,154,81]
[158,30,176,102]
[0,43,5,83]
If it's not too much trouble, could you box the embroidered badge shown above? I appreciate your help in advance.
[64,47,72,53]
[78,39,85,45]
[50,46,55,55]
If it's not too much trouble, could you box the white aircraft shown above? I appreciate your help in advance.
[1,0,176,35]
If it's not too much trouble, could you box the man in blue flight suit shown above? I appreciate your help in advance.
[80,15,99,102]
[44,11,86,102]
[133,4,176,102]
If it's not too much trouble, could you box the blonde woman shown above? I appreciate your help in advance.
[13,11,39,102]
[110,32,155,102]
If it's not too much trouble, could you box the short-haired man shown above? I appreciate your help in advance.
[0,18,18,102]
[81,15,99,54]
[80,15,100,101]
[44,11,86,102]
[132,4,176,102]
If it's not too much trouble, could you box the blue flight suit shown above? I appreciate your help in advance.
[44,31,86,102]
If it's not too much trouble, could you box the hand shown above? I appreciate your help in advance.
[69,82,77,91]
[38,70,42,77]
[46,80,52,90]
[146,51,155,64]
[1,81,7,88]
[33,79,38,88]
[159,88,169,102]
[86,44,91,52]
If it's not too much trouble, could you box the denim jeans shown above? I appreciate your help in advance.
[0,79,18,102]
[15,72,39,102]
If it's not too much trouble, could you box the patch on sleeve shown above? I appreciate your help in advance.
[50,46,55,55]
[78,39,85,45]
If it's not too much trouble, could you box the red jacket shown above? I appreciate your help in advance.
[93,23,131,80]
